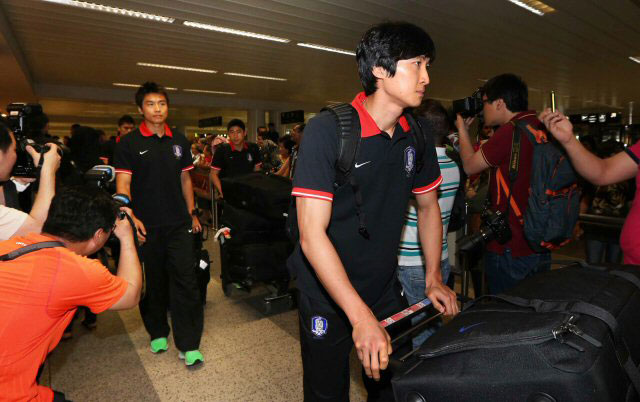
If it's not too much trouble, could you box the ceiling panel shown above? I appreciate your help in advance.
[0,0,638,124]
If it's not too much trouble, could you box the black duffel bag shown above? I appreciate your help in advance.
[221,172,292,221]
[392,263,640,402]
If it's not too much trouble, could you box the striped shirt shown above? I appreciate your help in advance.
[398,147,461,265]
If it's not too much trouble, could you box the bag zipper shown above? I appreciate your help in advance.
[421,314,598,359]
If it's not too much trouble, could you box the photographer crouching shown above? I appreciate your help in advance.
[0,186,142,402]
[0,118,60,239]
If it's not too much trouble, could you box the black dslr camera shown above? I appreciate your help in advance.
[452,89,483,118]
[6,103,57,178]
[458,209,512,254]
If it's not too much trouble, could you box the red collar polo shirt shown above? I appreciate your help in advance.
[113,122,194,228]
[210,141,262,179]
[288,92,442,306]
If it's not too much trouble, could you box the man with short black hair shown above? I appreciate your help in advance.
[289,22,458,401]
[116,114,135,143]
[0,186,142,402]
[209,118,261,198]
[456,73,551,295]
[114,81,204,367]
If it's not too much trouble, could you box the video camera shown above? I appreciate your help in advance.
[6,102,60,178]
[457,208,512,254]
[84,165,116,192]
[452,89,483,118]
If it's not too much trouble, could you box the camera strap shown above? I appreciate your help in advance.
[495,122,524,225]
[0,241,64,262]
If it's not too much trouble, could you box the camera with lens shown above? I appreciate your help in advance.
[458,208,512,254]
[452,89,483,118]
[6,102,58,178]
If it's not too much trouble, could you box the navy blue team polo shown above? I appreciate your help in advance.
[288,92,442,306]
[113,121,194,228]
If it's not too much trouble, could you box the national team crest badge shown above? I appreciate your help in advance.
[311,316,328,337]
[172,145,182,160]
[404,146,416,177]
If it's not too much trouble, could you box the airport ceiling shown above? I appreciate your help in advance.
[1,0,639,127]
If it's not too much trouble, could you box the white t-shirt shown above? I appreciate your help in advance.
[398,147,461,266]
[0,205,28,240]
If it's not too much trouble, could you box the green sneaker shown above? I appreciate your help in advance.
[150,337,168,354]
[178,350,204,367]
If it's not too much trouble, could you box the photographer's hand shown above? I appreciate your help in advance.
[455,114,475,134]
[121,209,147,244]
[113,209,135,243]
[26,143,61,172]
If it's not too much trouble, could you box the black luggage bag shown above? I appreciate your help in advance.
[221,172,292,221]
[392,263,640,402]
[219,235,292,296]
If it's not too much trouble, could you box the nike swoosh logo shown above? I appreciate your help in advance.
[139,150,149,155]
[355,161,371,168]
[458,322,486,333]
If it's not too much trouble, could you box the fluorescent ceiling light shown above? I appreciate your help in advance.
[113,82,177,90]
[183,89,236,95]
[183,21,290,43]
[297,43,355,56]
[41,0,175,23]
[137,62,217,74]
[630,56,640,64]
[224,72,287,81]
[506,0,555,16]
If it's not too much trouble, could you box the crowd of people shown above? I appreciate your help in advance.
[0,19,639,402]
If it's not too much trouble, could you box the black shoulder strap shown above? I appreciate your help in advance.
[321,103,369,238]
[403,112,426,173]
[0,241,64,262]
[321,103,360,187]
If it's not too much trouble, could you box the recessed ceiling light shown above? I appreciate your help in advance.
[297,43,355,56]
[183,89,236,95]
[224,72,287,81]
[41,0,175,23]
[113,82,177,90]
[183,21,290,43]
[506,0,555,16]
[630,56,640,64]
[137,62,217,74]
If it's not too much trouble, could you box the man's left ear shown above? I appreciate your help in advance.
[372,66,389,79]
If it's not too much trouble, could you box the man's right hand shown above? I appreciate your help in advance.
[352,312,392,381]
[539,109,575,146]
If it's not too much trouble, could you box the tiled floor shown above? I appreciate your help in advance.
[40,236,588,401]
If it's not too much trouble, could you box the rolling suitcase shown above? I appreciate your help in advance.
[221,172,292,220]
[392,263,640,402]
[221,202,275,233]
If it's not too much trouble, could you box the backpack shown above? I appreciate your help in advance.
[496,120,580,252]
[285,103,427,243]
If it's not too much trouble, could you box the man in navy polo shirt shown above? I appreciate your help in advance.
[289,22,459,401]
[113,82,204,368]
[210,118,261,198]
